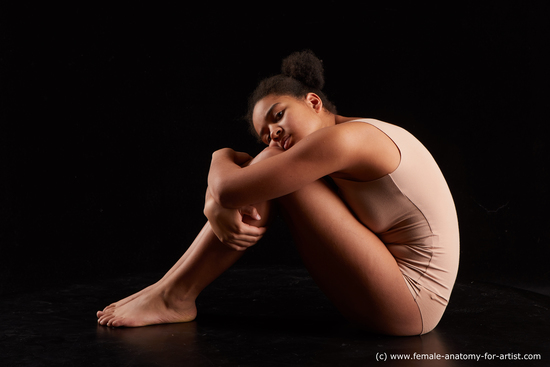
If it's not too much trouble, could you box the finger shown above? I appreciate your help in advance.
[228,232,265,245]
[238,223,268,237]
[224,223,266,240]
[239,205,261,221]
[223,241,249,251]
[233,243,250,251]
[225,232,261,245]
[228,239,257,250]
[226,230,264,245]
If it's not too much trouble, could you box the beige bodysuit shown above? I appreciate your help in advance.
[333,119,460,334]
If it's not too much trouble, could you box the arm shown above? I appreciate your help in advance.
[208,122,390,208]
[203,147,282,250]
[204,187,267,251]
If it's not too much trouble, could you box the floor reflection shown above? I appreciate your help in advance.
[96,318,458,366]
[88,275,549,366]
[96,322,210,366]
[369,329,458,366]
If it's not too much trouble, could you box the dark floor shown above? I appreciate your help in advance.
[2,266,548,366]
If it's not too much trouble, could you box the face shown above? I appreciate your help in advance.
[252,93,325,150]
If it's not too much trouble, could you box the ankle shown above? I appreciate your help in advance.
[161,283,197,306]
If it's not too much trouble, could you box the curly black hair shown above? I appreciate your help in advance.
[246,50,337,135]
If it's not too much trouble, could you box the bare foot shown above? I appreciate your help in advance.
[97,282,159,319]
[97,287,197,327]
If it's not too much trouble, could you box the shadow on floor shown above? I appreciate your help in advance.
[1,266,548,366]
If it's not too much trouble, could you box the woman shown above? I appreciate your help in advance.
[97,50,459,336]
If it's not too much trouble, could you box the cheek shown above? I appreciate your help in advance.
[294,118,316,136]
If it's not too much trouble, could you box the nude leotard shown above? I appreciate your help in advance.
[332,119,460,335]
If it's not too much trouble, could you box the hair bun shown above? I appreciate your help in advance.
[281,50,325,90]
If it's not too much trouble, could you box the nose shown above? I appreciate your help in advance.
[270,127,283,141]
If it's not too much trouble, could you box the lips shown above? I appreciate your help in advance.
[282,135,291,150]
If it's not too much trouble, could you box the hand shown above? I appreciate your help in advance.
[204,189,267,251]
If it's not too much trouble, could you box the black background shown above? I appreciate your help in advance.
[1,2,549,295]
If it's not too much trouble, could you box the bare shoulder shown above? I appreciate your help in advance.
[322,119,401,181]
[316,120,393,148]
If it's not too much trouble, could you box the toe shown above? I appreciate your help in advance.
[107,317,119,327]
[101,307,115,316]
[101,305,115,313]
[99,314,114,326]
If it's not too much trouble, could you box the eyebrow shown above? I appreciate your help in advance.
[265,102,280,121]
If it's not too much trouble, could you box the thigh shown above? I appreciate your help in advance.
[279,178,422,336]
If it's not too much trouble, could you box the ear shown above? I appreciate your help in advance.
[305,93,323,113]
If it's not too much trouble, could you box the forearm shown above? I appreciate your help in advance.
[207,146,289,208]
[207,147,283,223]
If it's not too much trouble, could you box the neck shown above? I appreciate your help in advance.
[334,114,358,125]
